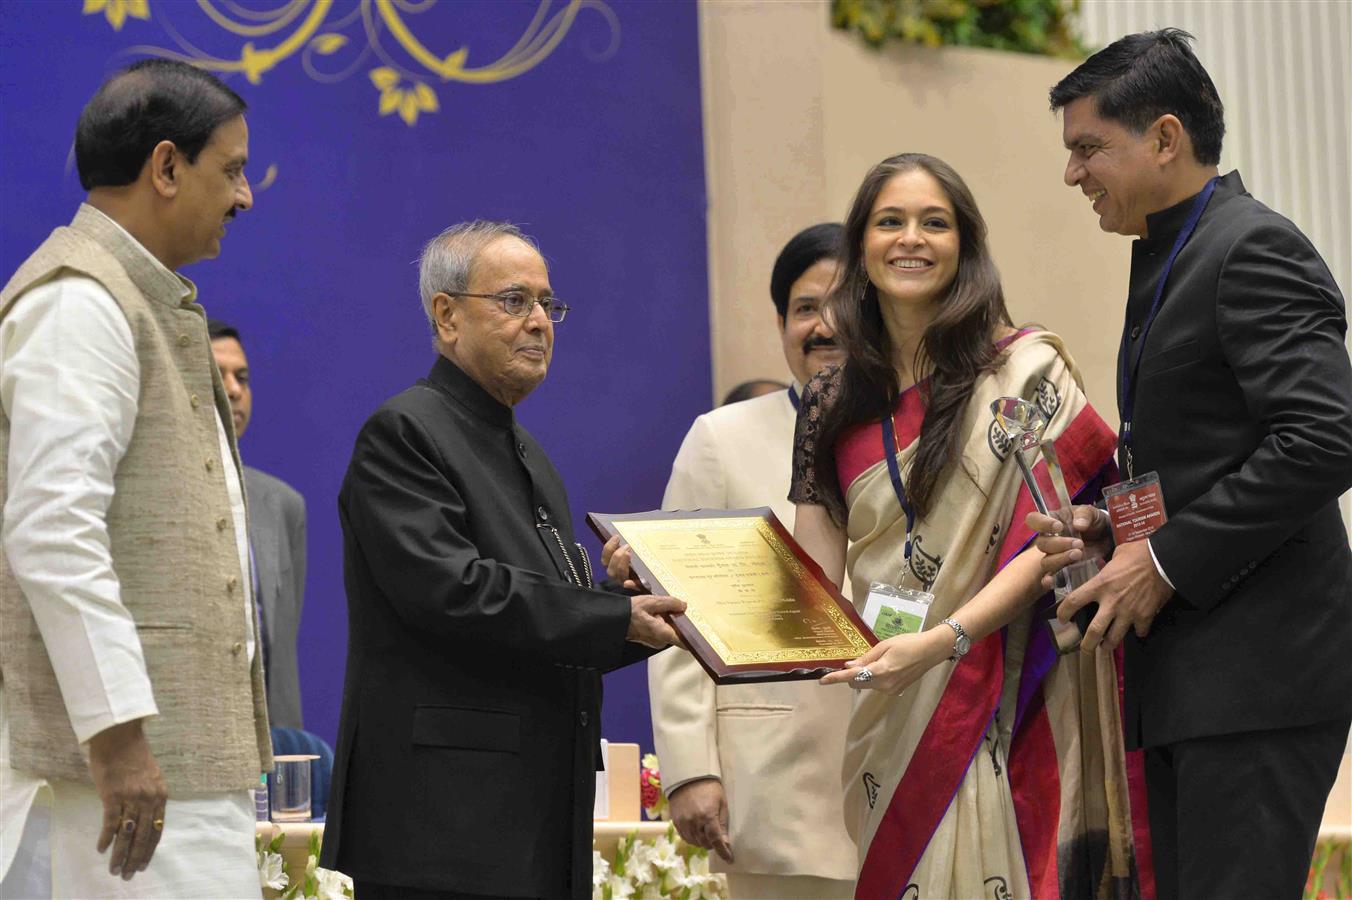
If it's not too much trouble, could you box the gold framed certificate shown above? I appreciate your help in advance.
[587,508,875,684]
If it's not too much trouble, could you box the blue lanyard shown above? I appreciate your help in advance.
[1118,177,1218,473]
[787,385,800,411]
[879,410,916,560]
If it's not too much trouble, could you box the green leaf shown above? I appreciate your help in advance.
[831,0,1089,57]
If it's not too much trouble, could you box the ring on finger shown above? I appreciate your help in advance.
[121,818,136,834]
[851,666,874,685]
[152,818,164,831]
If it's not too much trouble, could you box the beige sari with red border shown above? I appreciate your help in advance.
[818,331,1149,900]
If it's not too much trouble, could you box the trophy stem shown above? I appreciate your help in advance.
[1055,558,1100,602]
[990,396,1099,654]
[1037,439,1078,524]
[1011,448,1051,517]
[1010,443,1082,597]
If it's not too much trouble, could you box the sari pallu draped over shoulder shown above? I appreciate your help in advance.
[834,330,1151,900]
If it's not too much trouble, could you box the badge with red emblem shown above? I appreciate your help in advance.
[1102,472,1168,544]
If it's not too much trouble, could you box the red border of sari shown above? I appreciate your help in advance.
[856,403,1123,899]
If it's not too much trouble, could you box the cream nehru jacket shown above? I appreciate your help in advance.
[649,387,856,880]
[0,205,271,793]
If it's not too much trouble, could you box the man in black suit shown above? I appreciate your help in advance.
[319,221,684,900]
[1032,29,1352,900]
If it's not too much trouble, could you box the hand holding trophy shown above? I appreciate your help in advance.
[991,397,1101,653]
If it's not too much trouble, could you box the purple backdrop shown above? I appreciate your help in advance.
[0,0,708,754]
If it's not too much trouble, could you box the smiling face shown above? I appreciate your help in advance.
[434,235,554,407]
[1060,96,1175,238]
[172,114,253,266]
[863,169,961,312]
[779,257,844,385]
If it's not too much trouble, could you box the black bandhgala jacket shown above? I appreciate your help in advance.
[320,356,652,898]
[1118,170,1352,750]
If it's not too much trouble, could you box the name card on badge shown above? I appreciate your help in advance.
[861,582,935,640]
[1103,472,1169,543]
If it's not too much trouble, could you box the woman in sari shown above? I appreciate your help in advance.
[793,153,1149,899]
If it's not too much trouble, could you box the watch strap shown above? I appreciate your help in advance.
[942,617,970,661]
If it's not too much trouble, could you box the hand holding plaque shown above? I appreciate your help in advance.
[588,508,875,683]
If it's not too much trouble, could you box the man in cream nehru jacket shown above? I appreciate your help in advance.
[649,224,857,899]
[0,59,269,896]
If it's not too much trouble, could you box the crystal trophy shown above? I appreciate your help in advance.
[991,397,1099,653]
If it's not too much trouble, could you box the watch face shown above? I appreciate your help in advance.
[956,635,971,654]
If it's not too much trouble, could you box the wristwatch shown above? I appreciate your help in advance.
[942,618,971,661]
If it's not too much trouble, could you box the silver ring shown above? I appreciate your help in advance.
[852,667,874,684]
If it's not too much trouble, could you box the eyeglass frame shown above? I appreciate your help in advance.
[443,290,571,323]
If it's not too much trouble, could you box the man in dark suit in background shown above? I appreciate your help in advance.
[319,221,684,899]
[210,318,308,729]
[1035,29,1352,900]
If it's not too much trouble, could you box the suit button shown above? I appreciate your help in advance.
[1130,325,1142,340]
[217,517,229,531]
[579,711,589,727]
[205,458,215,472]
[538,506,550,523]
[227,576,238,593]
[190,393,201,408]
[517,441,527,457]
[178,334,191,347]
[231,641,244,656]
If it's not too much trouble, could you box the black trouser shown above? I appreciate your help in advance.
[354,883,543,900]
[1144,715,1350,900]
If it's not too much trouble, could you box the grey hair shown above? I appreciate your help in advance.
[417,220,538,333]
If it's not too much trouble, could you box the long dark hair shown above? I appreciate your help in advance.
[813,153,1013,525]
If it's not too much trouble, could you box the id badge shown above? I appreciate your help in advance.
[1102,472,1169,544]
[861,582,935,640]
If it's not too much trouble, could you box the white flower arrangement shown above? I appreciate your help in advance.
[257,839,288,893]
[255,829,354,900]
[593,826,729,900]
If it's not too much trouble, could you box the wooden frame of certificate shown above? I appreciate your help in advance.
[587,508,876,684]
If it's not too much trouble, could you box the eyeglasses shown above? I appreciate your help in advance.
[446,290,571,323]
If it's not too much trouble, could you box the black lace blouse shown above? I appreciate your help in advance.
[787,364,844,506]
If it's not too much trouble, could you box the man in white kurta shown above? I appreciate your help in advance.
[649,224,858,899]
[0,60,267,898]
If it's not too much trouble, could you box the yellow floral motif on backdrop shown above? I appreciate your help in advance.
[84,0,150,32]
[91,0,620,127]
